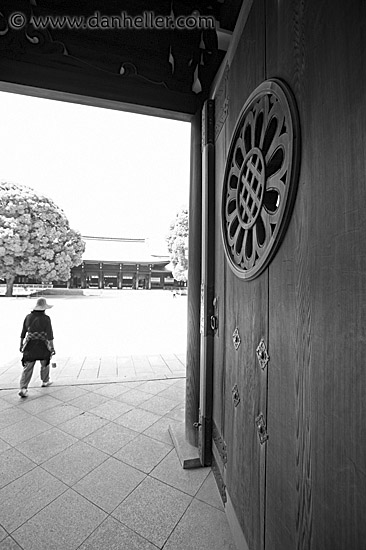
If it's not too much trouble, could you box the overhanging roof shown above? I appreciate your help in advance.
[81,236,170,265]
[0,0,242,117]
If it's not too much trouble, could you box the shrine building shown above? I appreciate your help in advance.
[70,236,175,290]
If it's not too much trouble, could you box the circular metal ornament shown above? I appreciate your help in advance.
[221,79,301,280]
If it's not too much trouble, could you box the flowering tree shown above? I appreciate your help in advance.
[0,182,85,296]
[166,207,189,283]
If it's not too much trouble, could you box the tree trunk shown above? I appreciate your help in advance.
[5,275,15,297]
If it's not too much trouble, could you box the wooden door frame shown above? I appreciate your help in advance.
[0,81,192,122]
[198,99,216,465]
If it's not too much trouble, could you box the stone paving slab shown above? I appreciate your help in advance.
[0,353,186,390]
[0,375,237,550]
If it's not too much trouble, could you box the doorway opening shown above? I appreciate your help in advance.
[0,87,191,385]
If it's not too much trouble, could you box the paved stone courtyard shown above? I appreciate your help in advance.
[0,290,188,382]
[0,379,236,550]
[0,353,186,390]
[0,291,238,549]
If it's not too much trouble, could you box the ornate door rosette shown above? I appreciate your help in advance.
[221,79,301,280]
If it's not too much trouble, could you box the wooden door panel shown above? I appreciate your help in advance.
[212,3,267,548]
[264,1,308,547]
[224,270,268,550]
[266,204,309,550]
[213,0,266,443]
[302,1,366,546]
[265,0,366,548]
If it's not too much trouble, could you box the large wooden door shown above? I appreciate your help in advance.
[211,4,268,550]
[210,1,366,550]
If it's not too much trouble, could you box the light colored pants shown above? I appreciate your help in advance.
[20,360,50,389]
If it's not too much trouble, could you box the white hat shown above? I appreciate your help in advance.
[33,297,53,311]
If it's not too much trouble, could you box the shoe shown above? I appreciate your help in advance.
[41,381,53,387]
[19,388,28,398]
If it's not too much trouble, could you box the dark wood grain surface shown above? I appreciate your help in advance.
[265,0,366,548]
[265,0,310,548]
[212,0,366,548]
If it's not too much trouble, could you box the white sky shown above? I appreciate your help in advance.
[0,91,191,254]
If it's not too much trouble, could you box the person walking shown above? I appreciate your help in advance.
[19,297,55,398]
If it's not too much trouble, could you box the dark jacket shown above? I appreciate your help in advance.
[21,311,54,364]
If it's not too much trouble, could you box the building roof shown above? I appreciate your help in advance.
[81,236,170,265]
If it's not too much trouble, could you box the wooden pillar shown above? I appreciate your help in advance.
[148,265,152,290]
[185,110,202,447]
[118,264,123,289]
[135,265,140,289]
[99,263,103,289]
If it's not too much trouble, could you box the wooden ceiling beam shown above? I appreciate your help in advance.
[0,58,198,120]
